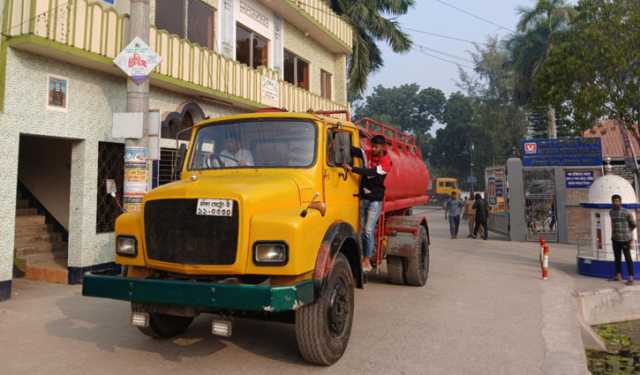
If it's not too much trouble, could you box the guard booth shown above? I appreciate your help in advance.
[507,138,604,243]
[577,174,640,278]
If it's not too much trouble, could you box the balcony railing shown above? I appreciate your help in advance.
[3,0,348,112]
[291,0,352,50]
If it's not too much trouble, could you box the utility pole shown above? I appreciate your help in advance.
[123,0,150,212]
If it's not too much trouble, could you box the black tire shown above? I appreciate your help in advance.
[387,256,405,285]
[404,226,430,286]
[135,309,194,339]
[295,253,355,366]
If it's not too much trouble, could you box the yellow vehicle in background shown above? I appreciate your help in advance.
[82,111,431,366]
[432,177,461,202]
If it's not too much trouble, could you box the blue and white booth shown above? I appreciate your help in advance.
[578,174,640,278]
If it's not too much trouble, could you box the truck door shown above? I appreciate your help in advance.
[324,128,360,228]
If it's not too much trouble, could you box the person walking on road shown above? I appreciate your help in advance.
[609,194,636,285]
[463,194,476,238]
[473,193,489,240]
[445,192,464,239]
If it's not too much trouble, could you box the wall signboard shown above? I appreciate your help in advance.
[566,171,595,189]
[521,138,603,167]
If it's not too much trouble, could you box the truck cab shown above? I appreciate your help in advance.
[83,112,430,366]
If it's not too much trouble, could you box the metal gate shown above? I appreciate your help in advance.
[524,169,558,242]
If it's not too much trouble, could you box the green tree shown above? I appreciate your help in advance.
[457,38,528,185]
[355,84,446,145]
[430,93,476,183]
[330,0,414,95]
[506,0,577,138]
[537,0,640,132]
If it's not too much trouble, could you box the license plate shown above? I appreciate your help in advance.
[196,199,234,217]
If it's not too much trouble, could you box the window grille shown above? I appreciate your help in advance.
[96,142,124,233]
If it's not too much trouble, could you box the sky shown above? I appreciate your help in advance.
[367,0,538,97]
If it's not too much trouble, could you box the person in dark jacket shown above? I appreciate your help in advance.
[610,194,636,285]
[344,135,392,272]
[473,193,489,240]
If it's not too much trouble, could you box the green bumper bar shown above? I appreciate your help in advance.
[82,274,315,313]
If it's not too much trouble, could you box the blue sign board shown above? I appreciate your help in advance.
[103,0,114,4]
[566,171,595,189]
[521,138,602,167]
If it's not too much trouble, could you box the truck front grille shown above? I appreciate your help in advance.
[144,199,239,265]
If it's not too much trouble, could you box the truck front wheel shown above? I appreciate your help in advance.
[295,253,355,366]
[135,310,194,339]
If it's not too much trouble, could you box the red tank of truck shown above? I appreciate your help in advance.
[356,118,431,212]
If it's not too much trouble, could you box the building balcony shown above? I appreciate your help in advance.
[2,0,349,112]
[273,0,353,53]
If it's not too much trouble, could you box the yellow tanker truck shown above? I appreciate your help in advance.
[82,111,431,365]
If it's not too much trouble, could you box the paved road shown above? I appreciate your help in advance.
[0,208,587,375]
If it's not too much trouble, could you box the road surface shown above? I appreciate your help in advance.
[0,208,587,374]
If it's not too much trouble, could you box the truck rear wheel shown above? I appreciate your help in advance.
[404,226,429,286]
[135,310,194,339]
[295,253,354,366]
[387,256,405,285]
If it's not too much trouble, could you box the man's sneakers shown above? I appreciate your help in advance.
[609,274,622,282]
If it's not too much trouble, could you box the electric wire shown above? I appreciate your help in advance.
[432,0,516,33]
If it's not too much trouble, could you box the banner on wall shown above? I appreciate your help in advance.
[123,146,147,212]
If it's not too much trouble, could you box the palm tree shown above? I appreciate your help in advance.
[329,0,414,95]
[506,0,577,138]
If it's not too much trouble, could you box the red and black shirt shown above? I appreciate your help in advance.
[351,147,393,202]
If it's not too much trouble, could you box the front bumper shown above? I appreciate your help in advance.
[82,274,314,313]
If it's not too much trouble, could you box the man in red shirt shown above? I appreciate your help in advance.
[344,135,392,271]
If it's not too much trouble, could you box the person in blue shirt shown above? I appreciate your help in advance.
[445,192,464,239]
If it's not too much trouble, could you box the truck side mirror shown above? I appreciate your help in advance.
[174,143,188,180]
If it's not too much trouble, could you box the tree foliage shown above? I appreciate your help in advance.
[355,84,446,144]
[330,0,414,95]
[536,0,640,130]
[505,0,576,138]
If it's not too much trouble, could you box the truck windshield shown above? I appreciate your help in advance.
[189,120,317,169]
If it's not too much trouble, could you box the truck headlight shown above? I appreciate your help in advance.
[253,242,288,266]
[116,236,137,257]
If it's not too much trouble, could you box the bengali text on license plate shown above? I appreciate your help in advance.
[196,199,234,217]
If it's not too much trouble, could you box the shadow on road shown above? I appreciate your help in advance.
[46,295,308,365]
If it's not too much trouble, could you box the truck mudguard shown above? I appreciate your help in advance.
[313,221,364,292]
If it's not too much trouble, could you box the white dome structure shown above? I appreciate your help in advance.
[588,174,637,205]
[579,174,640,278]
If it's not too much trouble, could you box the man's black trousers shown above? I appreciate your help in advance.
[612,240,635,277]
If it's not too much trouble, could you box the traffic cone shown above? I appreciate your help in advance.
[542,244,550,280]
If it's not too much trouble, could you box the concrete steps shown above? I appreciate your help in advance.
[13,195,68,285]
[14,240,67,257]
[14,230,62,245]
[24,259,68,284]
[15,215,45,225]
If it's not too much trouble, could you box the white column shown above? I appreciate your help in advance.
[68,139,100,268]
[0,129,19,298]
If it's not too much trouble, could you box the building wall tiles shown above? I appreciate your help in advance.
[0,48,240,283]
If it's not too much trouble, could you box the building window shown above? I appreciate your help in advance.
[47,75,68,111]
[155,0,185,37]
[284,50,309,90]
[236,24,269,69]
[321,70,332,99]
[158,148,180,186]
[96,142,124,233]
[155,0,215,50]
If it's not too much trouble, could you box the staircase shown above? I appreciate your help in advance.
[14,193,68,284]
